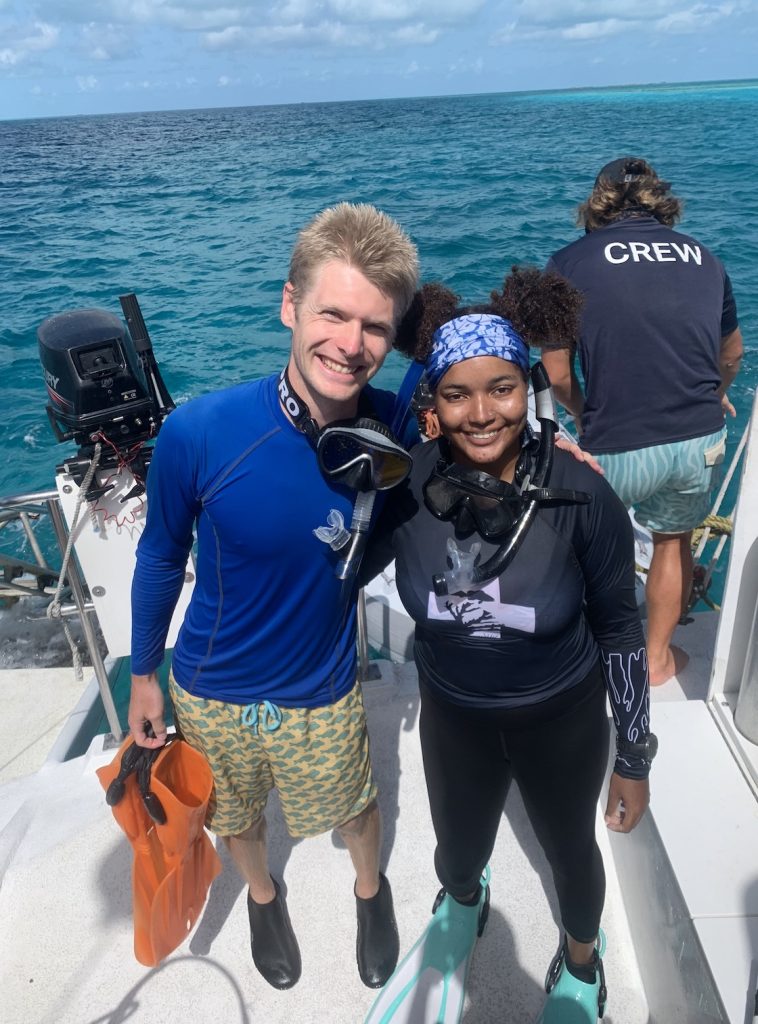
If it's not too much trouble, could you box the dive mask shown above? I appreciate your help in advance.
[317,418,412,492]
[423,461,525,540]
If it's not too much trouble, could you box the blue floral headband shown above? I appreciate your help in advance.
[425,314,530,392]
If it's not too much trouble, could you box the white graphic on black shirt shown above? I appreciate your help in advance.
[427,576,535,636]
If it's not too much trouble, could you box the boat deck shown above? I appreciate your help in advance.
[3,611,757,1024]
[1,659,649,1024]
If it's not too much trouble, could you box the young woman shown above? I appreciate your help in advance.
[362,270,654,1024]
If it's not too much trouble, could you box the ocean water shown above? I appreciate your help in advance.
[1,80,756,597]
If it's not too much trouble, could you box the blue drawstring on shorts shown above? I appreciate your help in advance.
[241,700,283,735]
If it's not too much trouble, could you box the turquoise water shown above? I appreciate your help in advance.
[1,81,756,595]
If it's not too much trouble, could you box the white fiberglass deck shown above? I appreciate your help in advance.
[1,659,648,1024]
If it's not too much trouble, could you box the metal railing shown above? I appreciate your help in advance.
[1,486,382,743]
[0,488,123,742]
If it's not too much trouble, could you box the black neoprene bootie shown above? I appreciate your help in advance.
[356,872,400,987]
[247,879,302,989]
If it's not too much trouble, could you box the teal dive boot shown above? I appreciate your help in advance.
[535,930,607,1023]
[364,866,491,1024]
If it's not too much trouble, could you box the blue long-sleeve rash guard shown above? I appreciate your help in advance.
[131,372,404,707]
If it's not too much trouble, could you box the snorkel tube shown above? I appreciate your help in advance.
[432,361,557,596]
[336,491,376,583]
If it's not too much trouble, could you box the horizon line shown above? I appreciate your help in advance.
[3,75,757,125]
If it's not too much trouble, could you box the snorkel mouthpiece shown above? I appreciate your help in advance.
[313,509,351,551]
[433,538,481,597]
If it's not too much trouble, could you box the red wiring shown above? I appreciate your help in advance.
[90,432,147,527]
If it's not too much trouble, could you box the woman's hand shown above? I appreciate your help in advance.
[604,773,649,833]
[555,434,604,476]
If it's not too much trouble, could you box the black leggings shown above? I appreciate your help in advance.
[419,663,609,944]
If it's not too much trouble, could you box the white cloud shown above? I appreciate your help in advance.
[81,21,136,60]
[68,0,486,38]
[76,73,98,90]
[502,0,740,41]
[103,1,250,31]
[203,24,250,49]
[0,20,58,67]
[446,55,483,74]
[327,0,484,19]
[391,21,439,43]
[513,0,671,22]
[656,3,735,33]
[204,19,373,49]
[120,77,160,89]
[563,18,633,40]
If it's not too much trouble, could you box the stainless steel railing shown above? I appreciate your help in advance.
[0,488,123,741]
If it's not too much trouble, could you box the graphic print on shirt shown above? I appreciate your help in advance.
[427,576,535,637]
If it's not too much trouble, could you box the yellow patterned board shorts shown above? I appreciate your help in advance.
[168,672,377,838]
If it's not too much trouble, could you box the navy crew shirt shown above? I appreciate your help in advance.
[547,216,739,454]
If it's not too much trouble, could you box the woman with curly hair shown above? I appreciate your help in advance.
[362,269,654,1024]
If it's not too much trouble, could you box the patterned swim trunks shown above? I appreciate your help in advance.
[594,427,726,534]
[169,673,377,838]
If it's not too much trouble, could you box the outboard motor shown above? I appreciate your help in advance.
[38,294,174,499]
[35,293,191,666]
[39,308,155,449]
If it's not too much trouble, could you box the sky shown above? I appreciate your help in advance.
[1,1,757,120]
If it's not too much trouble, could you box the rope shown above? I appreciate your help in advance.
[692,513,732,546]
[47,444,102,680]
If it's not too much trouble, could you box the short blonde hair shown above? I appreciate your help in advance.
[288,203,419,320]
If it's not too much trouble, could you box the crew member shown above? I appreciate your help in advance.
[543,157,743,684]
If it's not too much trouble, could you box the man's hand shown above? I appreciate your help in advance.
[604,773,649,833]
[555,435,604,476]
[129,673,168,748]
[721,393,736,418]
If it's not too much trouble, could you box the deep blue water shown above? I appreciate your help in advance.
[1,81,756,596]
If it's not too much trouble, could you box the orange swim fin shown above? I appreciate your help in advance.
[97,736,222,966]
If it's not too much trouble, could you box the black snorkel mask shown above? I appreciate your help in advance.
[423,461,529,541]
[279,367,411,586]
[425,362,589,596]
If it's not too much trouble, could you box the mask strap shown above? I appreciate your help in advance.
[277,367,321,447]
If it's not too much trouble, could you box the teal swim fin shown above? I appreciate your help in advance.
[534,929,607,1023]
[364,867,490,1024]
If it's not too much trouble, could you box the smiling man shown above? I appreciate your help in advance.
[128,203,419,991]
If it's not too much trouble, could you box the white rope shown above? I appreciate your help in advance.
[47,444,102,680]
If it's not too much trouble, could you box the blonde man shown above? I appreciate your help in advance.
[129,203,419,989]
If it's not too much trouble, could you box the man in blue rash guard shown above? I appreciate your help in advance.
[543,157,743,685]
[128,203,420,991]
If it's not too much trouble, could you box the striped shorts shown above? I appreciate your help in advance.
[169,673,377,838]
[594,428,726,534]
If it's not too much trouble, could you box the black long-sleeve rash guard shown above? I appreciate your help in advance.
[361,441,651,779]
